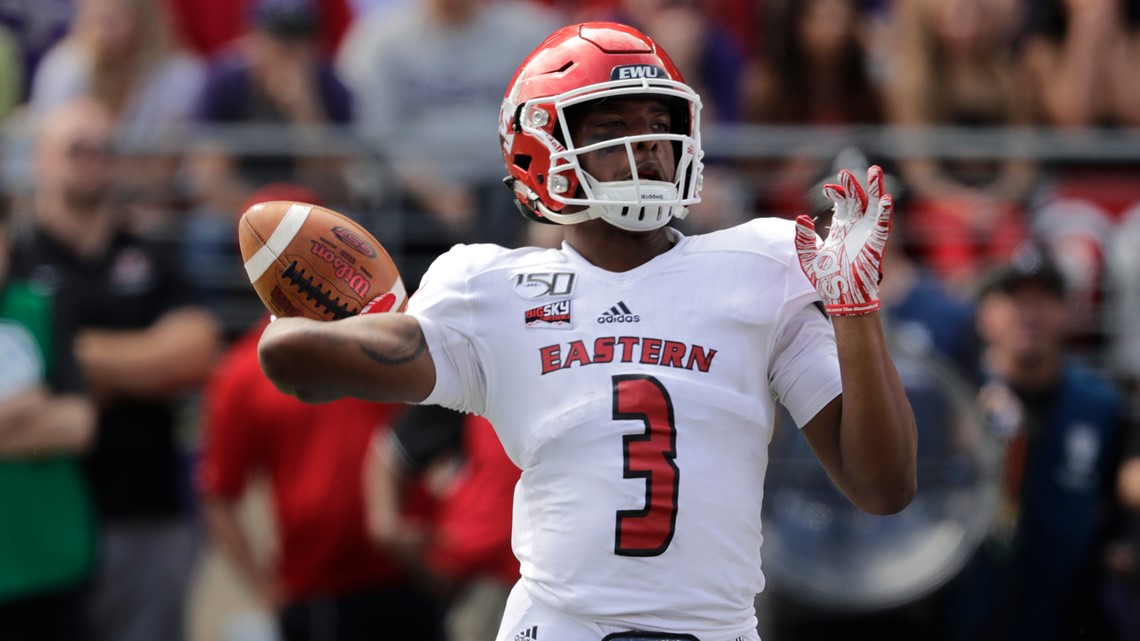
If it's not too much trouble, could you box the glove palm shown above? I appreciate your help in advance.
[795,166,893,316]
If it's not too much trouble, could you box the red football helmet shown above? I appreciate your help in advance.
[499,22,704,232]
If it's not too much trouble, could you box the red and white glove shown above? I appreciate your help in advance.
[360,292,399,315]
[795,166,893,316]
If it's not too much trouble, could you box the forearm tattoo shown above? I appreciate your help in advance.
[358,321,427,366]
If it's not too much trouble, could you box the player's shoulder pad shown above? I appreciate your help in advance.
[684,217,799,264]
[419,243,557,289]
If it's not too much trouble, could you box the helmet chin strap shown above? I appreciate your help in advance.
[510,180,593,225]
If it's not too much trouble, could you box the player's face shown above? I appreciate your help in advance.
[569,97,676,185]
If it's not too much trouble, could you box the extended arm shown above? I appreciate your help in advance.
[258,312,436,404]
[795,167,917,515]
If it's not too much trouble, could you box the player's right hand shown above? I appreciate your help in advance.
[360,293,399,315]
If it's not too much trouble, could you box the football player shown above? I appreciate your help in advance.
[259,22,917,641]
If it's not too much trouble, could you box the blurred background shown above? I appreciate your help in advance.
[0,0,1139,640]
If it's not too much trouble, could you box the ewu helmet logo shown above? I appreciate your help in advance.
[610,65,668,81]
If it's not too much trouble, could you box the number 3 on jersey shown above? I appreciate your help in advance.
[613,374,679,556]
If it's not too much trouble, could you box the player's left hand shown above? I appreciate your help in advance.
[795,166,893,316]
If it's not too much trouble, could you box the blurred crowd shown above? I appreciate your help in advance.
[0,0,1138,640]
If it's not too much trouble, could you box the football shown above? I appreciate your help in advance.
[238,201,407,321]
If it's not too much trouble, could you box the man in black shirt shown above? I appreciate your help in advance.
[12,98,220,641]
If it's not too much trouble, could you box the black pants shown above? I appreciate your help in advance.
[0,586,90,641]
[279,584,443,641]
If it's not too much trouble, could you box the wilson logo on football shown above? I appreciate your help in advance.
[524,300,572,328]
[331,226,378,258]
[309,240,373,298]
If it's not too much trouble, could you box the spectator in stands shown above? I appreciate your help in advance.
[1018,0,1140,283]
[537,0,761,59]
[185,0,355,319]
[28,0,204,147]
[745,0,879,127]
[198,314,442,641]
[1022,0,1140,128]
[364,405,520,641]
[167,0,353,61]
[188,0,354,217]
[602,0,747,123]
[0,0,76,103]
[885,0,1038,290]
[336,0,557,280]
[0,193,98,641]
[1028,198,1115,349]
[10,98,221,641]
[24,0,205,230]
[742,0,883,219]
[941,242,1124,641]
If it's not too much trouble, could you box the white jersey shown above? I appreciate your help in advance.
[407,218,842,637]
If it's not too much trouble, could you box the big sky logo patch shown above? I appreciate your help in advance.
[525,299,572,329]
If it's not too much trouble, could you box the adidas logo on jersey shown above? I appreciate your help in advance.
[598,301,640,324]
[514,626,538,641]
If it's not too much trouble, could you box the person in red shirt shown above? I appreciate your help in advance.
[364,405,520,641]
[197,316,442,641]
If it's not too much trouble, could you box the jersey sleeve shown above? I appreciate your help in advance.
[405,245,491,415]
[768,303,842,427]
[768,239,843,427]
